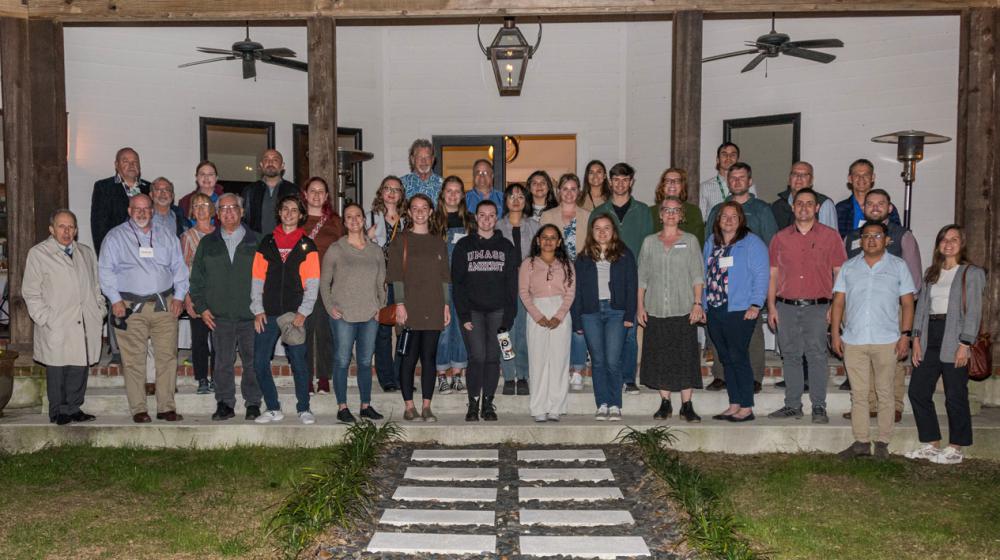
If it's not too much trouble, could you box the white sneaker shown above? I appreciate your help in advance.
[298,411,316,425]
[904,443,941,461]
[254,410,284,424]
[533,414,548,423]
[608,406,622,422]
[931,446,964,465]
[570,372,584,391]
[547,413,560,422]
[595,404,609,421]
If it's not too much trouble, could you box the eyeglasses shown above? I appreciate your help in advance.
[860,233,885,240]
[383,187,402,193]
[660,207,682,214]
[218,205,241,212]
[474,171,492,177]
[790,172,812,179]
[663,179,682,185]
[192,202,212,209]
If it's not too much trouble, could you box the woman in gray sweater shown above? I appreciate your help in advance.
[320,203,387,424]
[906,224,985,465]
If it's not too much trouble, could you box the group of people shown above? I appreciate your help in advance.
[21,139,982,465]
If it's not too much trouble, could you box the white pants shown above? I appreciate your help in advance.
[527,296,571,417]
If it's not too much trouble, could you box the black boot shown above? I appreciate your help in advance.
[679,401,701,423]
[481,395,498,421]
[466,397,480,422]
[653,398,672,420]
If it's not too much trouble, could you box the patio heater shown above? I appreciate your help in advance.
[336,147,373,215]
[870,130,951,229]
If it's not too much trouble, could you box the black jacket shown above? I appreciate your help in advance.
[240,179,299,234]
[255,233,319,316]
[451,231,518,330]
[90,176,150,254]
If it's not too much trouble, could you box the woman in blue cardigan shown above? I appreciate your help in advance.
[571,215,637,421]
[703,201,770,422]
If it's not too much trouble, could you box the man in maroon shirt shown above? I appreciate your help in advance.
[766,188,847,424]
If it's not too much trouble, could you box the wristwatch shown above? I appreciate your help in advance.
[900,330,912,337]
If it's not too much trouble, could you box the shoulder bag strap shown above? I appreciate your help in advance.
[403,234,408,275]
[961,265,968,315]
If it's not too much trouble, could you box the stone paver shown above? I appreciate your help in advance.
[404,466,499,481]
[519,536,651,558]
[393,486,497,503]
[380,508,495,526]
[412,449,498,462]
[518,449,606,462]
[518,486,624,502]
[519,508,635,526]
[518,467,614,482]
[367,532,496,555]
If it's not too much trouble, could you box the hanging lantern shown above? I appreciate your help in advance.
[477,17,542,96]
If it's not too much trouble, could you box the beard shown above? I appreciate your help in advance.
[262,167,282,178]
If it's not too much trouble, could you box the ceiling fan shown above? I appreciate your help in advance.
[178,24,308,79]
[702,14,844,73]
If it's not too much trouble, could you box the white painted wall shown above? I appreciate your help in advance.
[62,15,958,263]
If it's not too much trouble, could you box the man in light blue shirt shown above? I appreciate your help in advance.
[830,220,915,459]
[99,194,189,424]
[401,138,443,203]
[465,158,505,218]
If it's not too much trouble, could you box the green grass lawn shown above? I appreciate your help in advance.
[686,452,1000,560]
[0,445,333,560]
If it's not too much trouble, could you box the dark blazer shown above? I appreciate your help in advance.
[835,195,901,237]
[240,179,299,234]
[571,248,638,330]
[90,176,151,254]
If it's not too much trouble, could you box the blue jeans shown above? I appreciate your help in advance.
[621,325,637,385]
[436,293,468,372]
[254,316,310,413]
[501,298,530,381]
[706,303,757,408]
[331,317,378,405]
[580,301,627,408]
[373,285,400,388]
[571,330,588,372]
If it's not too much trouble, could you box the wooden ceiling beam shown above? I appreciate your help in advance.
[26,0,989,23]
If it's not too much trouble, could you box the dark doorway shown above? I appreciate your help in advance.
[199,117,275,195]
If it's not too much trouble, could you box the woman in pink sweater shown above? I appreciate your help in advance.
[519,224,576,421]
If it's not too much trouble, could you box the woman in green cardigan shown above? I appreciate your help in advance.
[650,167,705,248]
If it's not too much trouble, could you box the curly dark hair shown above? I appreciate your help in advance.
[528,224,574,288]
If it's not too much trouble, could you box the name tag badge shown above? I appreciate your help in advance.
[851,238,861,251]
[719,256,734,268]
[451,232,467,244]
[674,243,688,249]
[857,218,866,228]
[139,247,155,259]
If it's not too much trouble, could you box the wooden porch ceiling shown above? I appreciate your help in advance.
[12,0,988,22]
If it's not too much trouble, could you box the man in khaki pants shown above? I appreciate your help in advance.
[99,194,189,423]
[831,221,915,459]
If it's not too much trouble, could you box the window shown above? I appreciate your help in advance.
[199,117,276,194]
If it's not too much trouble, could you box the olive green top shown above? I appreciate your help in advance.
[637,231,705,318]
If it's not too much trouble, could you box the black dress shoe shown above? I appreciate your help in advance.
[336,408,356,424]
[381,384,399,392]
[775,380,786,388]
[516,379,529,395]
[727,412,755,422]
[55,414,73,425]
[70,411,96,423]
[712,412,734,421]
[753,381,762,394]
[212,402,235,421]
[705,378,726,391]
[156,411,183,422]
[244,405,261,421]
[502,380,516,395]
[360,406,384,420]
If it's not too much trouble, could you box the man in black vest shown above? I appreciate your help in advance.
[840,188,922,411]
[771,161,837,230]
[241,149,298,234]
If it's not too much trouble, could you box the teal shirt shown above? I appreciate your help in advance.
[590,196,653,261]
[706,194,778,245]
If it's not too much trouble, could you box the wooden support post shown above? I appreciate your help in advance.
[307,16,339,208]
[671,10,702,199]
[955,8,1000,363]
[0,17,68,348]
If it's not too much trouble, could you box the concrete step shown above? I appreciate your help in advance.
[3,409,999,458]
[392,486,497,503]
[379,508,495,527]
[519,536,650,558]
[518,487,624,503]
[56,377,978,417]
[412,448,498,462]
[518,449,606,462]
[366,532,495,555]
[519,509,634,527]
[404,467,499,481]
[519,468,615,482]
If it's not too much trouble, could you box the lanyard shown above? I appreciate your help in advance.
[128,221,153,248]
[716,176,727,199]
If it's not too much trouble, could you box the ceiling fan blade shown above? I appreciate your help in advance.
[178,56,236,68]
[195,47,236,55]
[702,48,760,63]
[242,57,256,79]
[741,53,768,73]
[785,38,844,49]
[261,56,308,72]
[259,47,296,58]
[783,47,836,64]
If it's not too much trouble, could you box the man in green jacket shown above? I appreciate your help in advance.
[189,193,263,421]
[590,162,653,394]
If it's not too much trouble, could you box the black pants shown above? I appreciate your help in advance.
[190,316,215,381]
[461,309,504,400]
[908,318,973,446]
[400,329,441,402]
[305,303,334,381]
[46,365,88,421]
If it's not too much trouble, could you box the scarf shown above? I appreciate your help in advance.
[273,226,305,263]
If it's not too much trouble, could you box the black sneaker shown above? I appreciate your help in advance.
[337,408,357,424]
[775,380,787,388]
[381,384,399,392]
[812,406,829,424]
[466,398,480,422]
[624,383,640,395]
[196,379,211,394]
[244,405,261,421]
[69,411,96,423]
[502,380,516,395]
[480,396,498,422]
[212,402,235,421]
[360,406,384,420]
[516,379,529,395]
[768,406,804,419]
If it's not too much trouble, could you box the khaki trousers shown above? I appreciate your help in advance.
[844,342,897,443]
[865,360,906,412]
[117,300,178,415]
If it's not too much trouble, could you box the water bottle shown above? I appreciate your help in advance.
[396,327,413,356]
[497,328,515,361]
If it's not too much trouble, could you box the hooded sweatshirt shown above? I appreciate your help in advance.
[451,230,518,330]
